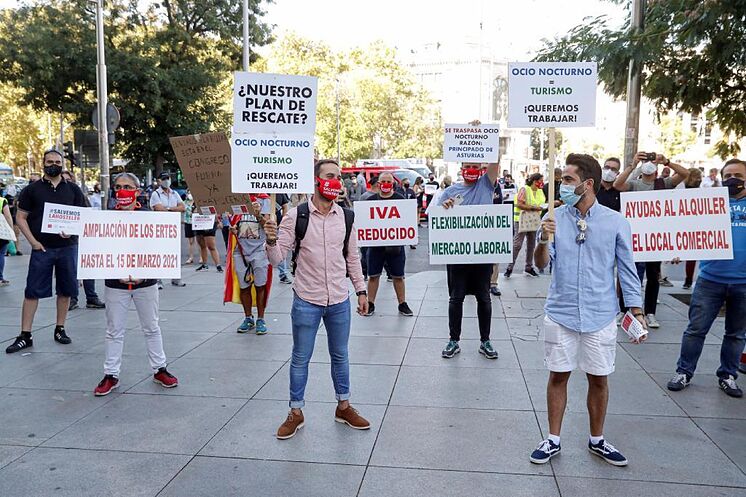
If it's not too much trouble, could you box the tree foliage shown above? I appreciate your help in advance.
[535,0,746,157]
[0,83,48,174]
[530,128,564,161]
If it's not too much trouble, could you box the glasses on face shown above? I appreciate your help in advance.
[576,219,587,245]
[114,184,137,191]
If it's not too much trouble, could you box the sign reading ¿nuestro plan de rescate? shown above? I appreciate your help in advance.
[428,204,514,264]
[507,62,597,128]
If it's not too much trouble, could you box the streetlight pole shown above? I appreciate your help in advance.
[623,0,645,169]
[93,0,111,209]
[335,78,341,164]
[242,0,250,71]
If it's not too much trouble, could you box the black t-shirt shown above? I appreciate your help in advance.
[17,177,87,248]
[275,193,289,224]
[367,192,405,201]
[400,187,416,200]
[597,184,621,212]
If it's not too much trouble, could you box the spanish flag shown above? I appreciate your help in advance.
[223,220,273,306]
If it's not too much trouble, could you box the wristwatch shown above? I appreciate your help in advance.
[356,290,367,297]
[664,158,671,166]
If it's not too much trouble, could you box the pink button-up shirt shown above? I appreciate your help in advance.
[265,197,365,306]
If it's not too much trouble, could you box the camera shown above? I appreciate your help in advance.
[645,152,656,162]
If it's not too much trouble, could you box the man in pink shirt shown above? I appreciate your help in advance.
[264,159,371,440]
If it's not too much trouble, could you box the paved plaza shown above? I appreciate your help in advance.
[0,251,744,497]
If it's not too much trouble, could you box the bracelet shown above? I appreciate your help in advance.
[538,238,549,245]
[356,290,367,297]
[266,239,277,247]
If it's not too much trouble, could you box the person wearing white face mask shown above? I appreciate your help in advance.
[596,157,622,212]
[150,172,187,288]
[613,152,690,329]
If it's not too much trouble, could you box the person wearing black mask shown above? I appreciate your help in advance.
[6,150,88,353]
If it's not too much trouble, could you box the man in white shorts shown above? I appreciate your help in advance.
[529,154,646,467]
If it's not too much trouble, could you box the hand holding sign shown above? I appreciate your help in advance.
[264,218,278,242]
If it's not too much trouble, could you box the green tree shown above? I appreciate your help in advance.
[535,0,746,157]
[530,128,564,161]
[0,83,47,175]
[657,113,696,158]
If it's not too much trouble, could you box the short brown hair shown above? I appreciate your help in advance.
[566,153,602,193]
[722,158,746,177]
[314,159,339,177]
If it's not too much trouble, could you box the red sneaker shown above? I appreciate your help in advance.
[153,368,178,388]
[94,375,119,396]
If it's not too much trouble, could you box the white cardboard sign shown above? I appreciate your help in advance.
[443,123,499,162]
[191,214,215,231]
[354,199,418,247]
[508,62,597,128]
[41,203,87,236]
[424,184,438,196]
[620,187,733,262]
[428,204,514,264]
[77,210,182,279]
[231,133,314,194]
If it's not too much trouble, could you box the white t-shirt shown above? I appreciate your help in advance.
[701,176,721,188]
[149,187,184,210]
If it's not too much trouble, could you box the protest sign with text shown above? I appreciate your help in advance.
[170,132,253,216]
[231,134,314,193]
[443,123,499,162]
[621,187,733,262]
[424,184,437,196]
[191,214,215,231]
[77,210,181,279]
[428,204,513,264]
[507,62,597,128]
[354,199,418,247]
[41,203,87,236]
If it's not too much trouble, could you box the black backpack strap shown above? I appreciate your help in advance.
[654,178,666,190]
[342,207,354,259]
[291,202,310,275]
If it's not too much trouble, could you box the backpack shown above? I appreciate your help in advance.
[291,202,354,275]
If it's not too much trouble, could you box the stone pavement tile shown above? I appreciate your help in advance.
[412,316,510,340]
[523,369,685,416]
[255,363,398,405]
[128,357,285,399]
[650,373,746,419]
[183,333,294,361]
[0,447,190,497]
[0,352,68,387]
[359,467,559,497]
[418,298,484,318]
[371,406,551,475]
[693,417,746,472]
[0,445,32,469]
[621,342,722,373]
[390,365,532,410]
[8,352,152,392]
[403,338,520,369]
[18,326,107,354]
[200,400,384,465]
[322,313,417,338]
[44,394,245,455]
[312,335,410,366]
[363,297,424,317]
[541,413,746,487]
[0,305,65,329]
[501,300,544,319]
[159,456,365,497]
[616,320,722,345]
[0,325,21,343]
[513,339,643,371]
[141,309,242,333]
[248,313,295,335]
[0,388,118,446]
[556,477,746,497]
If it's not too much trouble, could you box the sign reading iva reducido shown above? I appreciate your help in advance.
[507,62,597,128]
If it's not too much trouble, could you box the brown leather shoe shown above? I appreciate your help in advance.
[276,410,304,440]
[334,404,370,430]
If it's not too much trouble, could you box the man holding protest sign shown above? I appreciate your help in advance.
[667,158,746,398]
[264,159,370,440]
[150,172,187,288]
[361,172,413,317]
[438,161,500,360]
[6,150,87,354]
[530,154,644,466]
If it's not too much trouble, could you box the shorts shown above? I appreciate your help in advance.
[184,224,195,238]
[196,228,217,237]
[543,315,617,376]
[233,250,269,288]
[25,245,79,299]
[367,246,405,278]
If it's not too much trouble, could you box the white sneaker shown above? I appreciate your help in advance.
[615,312,624,326]
[645,314,660,329]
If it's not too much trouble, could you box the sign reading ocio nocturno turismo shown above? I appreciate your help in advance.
[507,62,597,128]
[442,123,499,162]
[620,187,734,263]
[428,204,514,264]
[231,72,318,194]
[354,199,418,248]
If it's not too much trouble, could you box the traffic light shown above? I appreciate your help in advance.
[62,141,74,163]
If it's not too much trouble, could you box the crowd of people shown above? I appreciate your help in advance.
[0,147,743,465]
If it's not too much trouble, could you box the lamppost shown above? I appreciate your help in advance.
[92,0,110,209]
[335,77,341,163]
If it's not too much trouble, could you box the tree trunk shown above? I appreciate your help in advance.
[155,154,165,177]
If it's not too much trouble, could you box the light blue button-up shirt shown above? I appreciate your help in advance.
[544,201,642,333]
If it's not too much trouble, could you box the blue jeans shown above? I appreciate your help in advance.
[0,240,7,279]
[277,257,289,279]
[73,279,99,302]
[676,278,746,379]
[289,295,351,408]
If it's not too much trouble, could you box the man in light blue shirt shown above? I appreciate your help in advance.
[528,153,645,468]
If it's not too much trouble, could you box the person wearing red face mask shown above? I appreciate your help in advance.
[438,161,501,361]
[88,172,178,396]
[263,159,370,440]
[504,173,546,279]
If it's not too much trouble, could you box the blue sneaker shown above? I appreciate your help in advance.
[441,340,460,359]
[237,316,255,333]
[530,438,561,464]
[588,439,628,466]
[255,318,268,335]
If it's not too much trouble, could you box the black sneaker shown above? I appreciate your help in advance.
[195,264,209,271]
[279,275,292,284]
[171,280,186,287]
[525,268,539,278]
[54,326,72,345]
[479,340,498,359]
[387,275,393,282]
[216,265,224,273]
[530,438,561,464]
[667,373,691,392]
[490,285,501,296]
[366,302,375,316]
[719,375,743,398]
[588,439,628,466]
[398,302,414,317]
[504,267,513,278]
[5,334,32,354]
[68,298,79,311]
[441,340,460,358]
[86,299,106,309]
